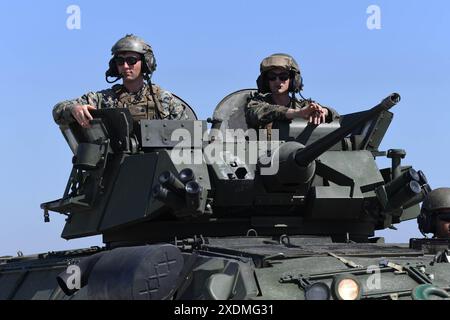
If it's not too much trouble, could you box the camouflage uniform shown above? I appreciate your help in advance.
[245,92,339,129]
[53,83,187,126]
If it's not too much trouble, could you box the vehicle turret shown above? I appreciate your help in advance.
[40,92,429,244]
[2,91,447,301]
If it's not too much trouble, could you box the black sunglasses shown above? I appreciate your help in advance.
[438,214,450,222]
[115,56,140,66]
[267,72,290,82]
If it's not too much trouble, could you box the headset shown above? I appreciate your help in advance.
[105,35,157,83]
[417,208,436,235]
[256,53,304,94]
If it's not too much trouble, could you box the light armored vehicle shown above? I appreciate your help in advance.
[1,91,449,300]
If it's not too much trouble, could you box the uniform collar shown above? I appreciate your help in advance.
[115,82,148,94]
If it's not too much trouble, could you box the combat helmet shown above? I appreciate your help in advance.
[418,188,450,234]
[106,34,157,82]
[257,53,303,94]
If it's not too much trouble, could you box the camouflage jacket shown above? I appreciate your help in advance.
[53,83,188,126]
[245,92,339,129]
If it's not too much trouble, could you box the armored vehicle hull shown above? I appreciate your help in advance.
[1,91,449,300]
[1,236,449,300]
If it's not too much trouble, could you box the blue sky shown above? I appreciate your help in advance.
[0,1,449,254]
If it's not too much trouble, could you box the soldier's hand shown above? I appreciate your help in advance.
[309,102,328,125]
[299,102,328,125]
[71,105,96,128]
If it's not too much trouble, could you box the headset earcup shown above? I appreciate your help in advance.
[144,54,153,74]
[256,75,263,92]
[418,211,427,233]
[289,79,294,92]
[289,71,303,93]
[257,74,271,93]
[143,48,156,74]
[429,214,437,234]
[288,71,295,92]
[106,58,119,78]
[418,209,435,234]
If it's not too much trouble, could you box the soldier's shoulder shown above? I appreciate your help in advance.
[152,85,177,104]
[248,92,272,103]
[88,85,121,100]
[150,83,162,91]
[80,86,117,97]
[151,84,172,97]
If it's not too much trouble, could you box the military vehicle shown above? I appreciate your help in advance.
[1,91,449,300]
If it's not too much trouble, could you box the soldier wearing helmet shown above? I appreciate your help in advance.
[53,34,187,127]
[245,53,339,130]
[418,188,450,238]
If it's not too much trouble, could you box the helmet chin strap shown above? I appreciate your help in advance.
[106,70,149,85]
[106,75,122,84]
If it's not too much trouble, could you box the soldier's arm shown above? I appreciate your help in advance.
[159,90,188,120]
[245,96,290,129]
[52,92,100,126]
[324,106,339,122]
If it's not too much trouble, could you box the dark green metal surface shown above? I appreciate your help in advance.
[1,92,448,300]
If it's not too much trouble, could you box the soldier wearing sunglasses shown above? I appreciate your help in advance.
[418,188,450,239]
[245,53,338,130]
[53,34,187,128]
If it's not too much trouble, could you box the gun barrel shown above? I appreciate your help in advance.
[403,184,431,209]
[385,168,420,197]
[417,170,428,185]
[179,168,196,184]
[152,184,185,210]
[295,93,401,166]
[388,180,422,209]
[159,171,186,196]
[185,181,201,210]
